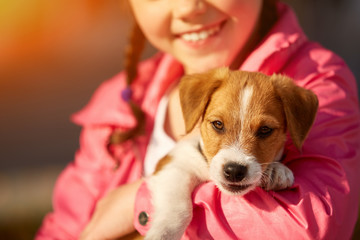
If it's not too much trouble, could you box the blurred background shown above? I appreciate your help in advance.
[0,0,359,239]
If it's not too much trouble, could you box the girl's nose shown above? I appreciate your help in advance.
[173,0,207,20]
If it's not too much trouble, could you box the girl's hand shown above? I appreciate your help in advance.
[80,179,143,240]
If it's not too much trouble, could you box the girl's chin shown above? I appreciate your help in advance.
[179,50,237,74]
[183,59,230,74]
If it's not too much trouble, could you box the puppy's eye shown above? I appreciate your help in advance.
[256,126,273,138]
[211,120,224,132]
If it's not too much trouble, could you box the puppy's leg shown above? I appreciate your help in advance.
[145,167,197,240]
[145,136,208,240]
[261,162,294,191]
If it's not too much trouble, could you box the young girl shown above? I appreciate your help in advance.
[37,0,360,239]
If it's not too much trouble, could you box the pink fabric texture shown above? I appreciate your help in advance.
[37,3,360,240]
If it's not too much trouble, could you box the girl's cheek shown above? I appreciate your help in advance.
[211,0,262,23]
[130,3,171,39]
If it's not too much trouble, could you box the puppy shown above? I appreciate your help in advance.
[142,68,318,240]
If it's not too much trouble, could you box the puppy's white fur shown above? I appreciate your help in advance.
[145,136,208,240]
[240,85,253,127]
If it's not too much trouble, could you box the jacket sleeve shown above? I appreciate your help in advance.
[134,66,360,239]
[35,126,117,239]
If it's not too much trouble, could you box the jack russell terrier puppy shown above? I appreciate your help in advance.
[139,68,318,240]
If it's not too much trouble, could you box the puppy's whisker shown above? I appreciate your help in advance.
[260,170,274,186]
[260,172,271,181]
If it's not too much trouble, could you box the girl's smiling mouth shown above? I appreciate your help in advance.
[176,20,226,43]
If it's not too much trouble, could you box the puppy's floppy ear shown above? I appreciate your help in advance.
[179,68,228,133]
[271,75,319,150]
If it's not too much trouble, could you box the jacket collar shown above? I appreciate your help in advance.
[241,2,307,74]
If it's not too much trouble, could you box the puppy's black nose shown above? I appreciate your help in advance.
[223,162,247,182]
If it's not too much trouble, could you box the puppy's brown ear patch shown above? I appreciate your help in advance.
[271,75,319,150]
[179,68,228,133]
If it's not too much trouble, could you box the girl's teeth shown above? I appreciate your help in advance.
[199,31,209,39]
[181,25,220,42]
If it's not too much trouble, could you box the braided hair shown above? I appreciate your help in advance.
[109,22,146,144]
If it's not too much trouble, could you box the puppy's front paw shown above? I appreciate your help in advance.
[261,162,294,191]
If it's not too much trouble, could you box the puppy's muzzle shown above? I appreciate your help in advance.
[223,162,247,182]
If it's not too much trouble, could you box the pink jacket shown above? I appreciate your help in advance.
[37,4,360,240]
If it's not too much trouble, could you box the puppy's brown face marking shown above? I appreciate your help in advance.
[201,72,286,166]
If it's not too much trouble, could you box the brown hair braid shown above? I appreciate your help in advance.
[109,22,146,145]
